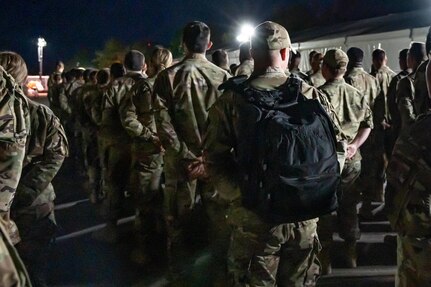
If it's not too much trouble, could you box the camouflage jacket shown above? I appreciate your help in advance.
[75,83,99,131]
[0,220,31,287]
[13,100,68,212]
[204,68,342,201]
[345,67,380,109]
[119,78,161,154]
[319,78,373,143]
[386,112,431,237]
[396,73,416,135]
[413,60,431,116]
[387,69,409,129]
[100,72,146,145]
[371,65,396,123]
[234,59,254,77]
[153,54,230,162]
[0,66,30,212]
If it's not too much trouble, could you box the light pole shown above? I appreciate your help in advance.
[37,37,47,80]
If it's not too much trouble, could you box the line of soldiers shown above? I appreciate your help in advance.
[0,20,429,287]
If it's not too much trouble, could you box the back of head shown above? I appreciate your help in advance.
[399,48,409,70]
[124,50,145,72]
[239,41,252,62]
[83,69,93,82]
[89,70,98,83]
[309,50,317,64]
[71,68,85,80]
[56,60,64,71]
[150,47,173,73]
[182,21,211,54]
[110,63,126,79]
[346,47,364,66]
[97,69,110,86]
[323,49,348,78]
[0,51,28,85]
[409,41,427,63]
[212,49,229,69]
[372,49,386,70]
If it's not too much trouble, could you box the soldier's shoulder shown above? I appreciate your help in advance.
[417,59,429,73]
[300,80,324,100]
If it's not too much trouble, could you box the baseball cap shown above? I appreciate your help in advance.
[251,21,295,52]
[323,49,349,69]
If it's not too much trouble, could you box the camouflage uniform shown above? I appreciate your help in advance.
[98,72,142,228]
[12,100,68,287]
[205,67,323,286]
[234,59,254,77]
[413,60,431,116]
[319,78,373,249]
[397,73,417,137]
[345,67,384,207]
[0,65,31,286]
[119,77,163,261]
[386,112,431,287]
[386,69,410,155]
[308,70,326,88]
[153,53,230,280]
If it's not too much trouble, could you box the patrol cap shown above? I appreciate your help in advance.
[323,49,349,70]
[251,21,294,52]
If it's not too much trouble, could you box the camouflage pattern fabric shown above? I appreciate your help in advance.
[12,99,67,287]
[371,65,396,124]
[397,73,416,137]
[234,60,254,77]
[413,60,431,116]
[386,112,431,287]
[204,67,324,286]
[308,70,326,88]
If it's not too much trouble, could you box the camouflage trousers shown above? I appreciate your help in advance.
[319,158,362,246]
[130,146,163,252]
[100,140,132,223]
[396,235,431,287]
[227,205,320,287]
[14,207,57,287]
[0,220,31,287]
[358,129,386,203]
[82,129,102,201]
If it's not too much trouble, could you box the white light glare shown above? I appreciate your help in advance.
[38,37,47,48]
[236,24,255,43]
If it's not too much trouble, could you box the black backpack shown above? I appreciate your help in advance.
[225,75,340,223]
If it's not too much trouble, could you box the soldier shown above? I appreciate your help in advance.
[0,54,32,287]
[204,21,329,286]
[234,42,254,77]
[306,50,318,76]
[344,47,382,218]
[1,50,68,287]
[152,21,230,283]
[93,51,147,243]
[47,61,64,89]
[386,112,431,287]
[212,49,231,74]
[318,49,373,272]
[147,47,173,87]
[289,51,309,82]
[397,42,427,137]
[308,52,325,87]
[386,49,410,155]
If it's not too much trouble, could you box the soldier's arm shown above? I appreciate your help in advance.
[396,77,416,126]
[119,82,156,140]
[15,107,69,207]
[58,86,72,115]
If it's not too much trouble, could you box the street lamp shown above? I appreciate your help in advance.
[236,24,255,43]
[37,37,47,79]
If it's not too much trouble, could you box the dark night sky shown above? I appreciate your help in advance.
[1,0,428,74]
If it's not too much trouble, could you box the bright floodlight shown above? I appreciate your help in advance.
[236,24,255,43]
[38,37,47,48]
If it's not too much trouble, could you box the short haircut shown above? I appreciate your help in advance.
[97,69,110,86]
[239,42,252,61]
[89,70,98,82]
[212,49,229,68]
[409,41,427,63]
[182,21,210,54]
[110,63,126,79]
[124,50,145,71]
[0,51,28,84]
[83,69,93,82]
[291,51,302,59]
[72,68,84,79]
[347,47,364,63]
[309,50,317,58]
[399,48,409,61]
[372,49,386,60]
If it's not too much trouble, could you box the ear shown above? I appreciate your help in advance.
[280,48,287,61]
[143,63,147,72]
[207,41,213,50]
